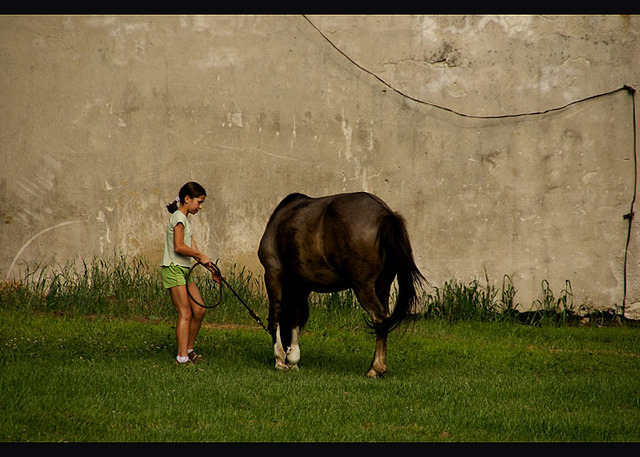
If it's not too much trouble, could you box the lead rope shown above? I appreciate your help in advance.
[186,261,269,333]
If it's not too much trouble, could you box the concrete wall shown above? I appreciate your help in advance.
[2,15,639,317]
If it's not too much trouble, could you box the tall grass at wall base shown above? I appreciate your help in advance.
[0,256,632,327]
[422,275,629,327]
[0,256,270,326]
[1,256,171,319]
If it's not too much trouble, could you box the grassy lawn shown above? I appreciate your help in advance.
[1,309,639,442]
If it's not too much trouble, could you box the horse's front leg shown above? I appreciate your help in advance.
[286,325,301,369]
[273,324,301,370]
[264,269,289,370]
[273,324,288,370]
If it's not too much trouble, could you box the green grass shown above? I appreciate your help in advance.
[1,311,639,442]
[1,256,639,442]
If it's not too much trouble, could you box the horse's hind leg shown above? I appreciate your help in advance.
[354,283,391,378]
[369,333,388,379]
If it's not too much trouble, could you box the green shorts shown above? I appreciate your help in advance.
[161,264,194,289]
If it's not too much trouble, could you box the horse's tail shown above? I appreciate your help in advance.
[375,211,425,334]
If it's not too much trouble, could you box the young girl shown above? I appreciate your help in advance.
[161,181,218,365]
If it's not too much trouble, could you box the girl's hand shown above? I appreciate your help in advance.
[198,255,222,283]
[199,255,212,268]
[210,269,223,284]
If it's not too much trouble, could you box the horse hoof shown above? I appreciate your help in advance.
[366,368,386,379]
[275,361,299,371]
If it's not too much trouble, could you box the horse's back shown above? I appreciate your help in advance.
[263,192,390,243]
[321,192,391,243]
[259,192,394,287]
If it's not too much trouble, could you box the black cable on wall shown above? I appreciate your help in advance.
[302,15,638,314]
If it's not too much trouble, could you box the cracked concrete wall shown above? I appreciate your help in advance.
[1,15,639,317]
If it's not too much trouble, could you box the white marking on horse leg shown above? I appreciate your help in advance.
[274,324,287,370]
[286,326,300,368]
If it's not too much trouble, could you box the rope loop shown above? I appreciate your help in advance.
[186,261,269,333]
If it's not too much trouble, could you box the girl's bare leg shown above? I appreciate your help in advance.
[186,282,206,351]
[169,285,191,358]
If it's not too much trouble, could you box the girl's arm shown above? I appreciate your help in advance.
[173,223,211,266]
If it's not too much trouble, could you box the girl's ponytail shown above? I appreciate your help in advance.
[166,197,180,214]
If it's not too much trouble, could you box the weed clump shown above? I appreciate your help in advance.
[422,275,627,327]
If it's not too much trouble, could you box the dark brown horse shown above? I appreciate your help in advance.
[258,192,425,378]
